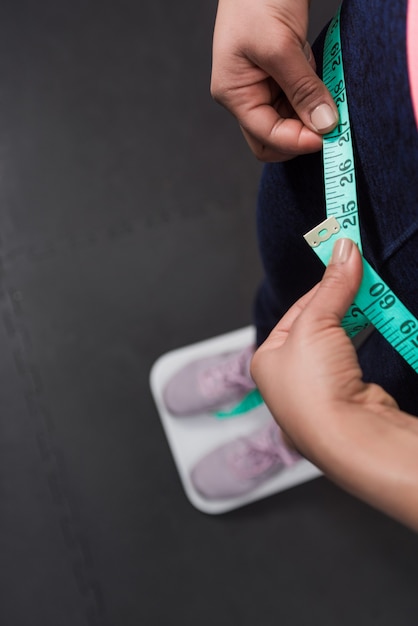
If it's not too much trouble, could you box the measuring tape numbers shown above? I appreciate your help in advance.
[304,6,418,374]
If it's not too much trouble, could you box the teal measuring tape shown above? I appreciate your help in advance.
[304,5,418,374]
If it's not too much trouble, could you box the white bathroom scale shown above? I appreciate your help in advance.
[150,326,322,515]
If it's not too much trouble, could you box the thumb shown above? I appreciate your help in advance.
[270,42,339,134]
[307,238,363,322]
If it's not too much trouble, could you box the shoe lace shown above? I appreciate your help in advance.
[230,423,299,480]
[200,347,255,397]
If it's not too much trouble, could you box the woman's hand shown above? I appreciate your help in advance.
[211,0,339,161]
[251,239,397,453]
[251,240,418,531]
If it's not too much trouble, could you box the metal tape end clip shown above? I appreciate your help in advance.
[303,216,341,248]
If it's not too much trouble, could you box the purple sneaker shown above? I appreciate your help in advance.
[163,346,256,416]
[190,419,301,500]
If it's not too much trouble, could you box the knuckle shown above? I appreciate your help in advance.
[368,383,399,409]
[210,80,223,103]
[322,266,350,291]
[253,149,274,163]
[246,139,285,163]
[252,146,268,162]
[288,75,320,109]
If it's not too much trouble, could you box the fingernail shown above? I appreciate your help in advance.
[303,42,312,62]
[331,238,353,264]
[311,103,338,132]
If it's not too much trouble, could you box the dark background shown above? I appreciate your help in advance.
[1,1,417,625]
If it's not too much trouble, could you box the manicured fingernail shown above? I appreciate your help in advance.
[331,238,353,264]
[311,103,338,132]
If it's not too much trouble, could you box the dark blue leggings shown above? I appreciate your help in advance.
[254,0,418,415]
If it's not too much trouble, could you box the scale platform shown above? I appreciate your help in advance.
[150,326,322,514]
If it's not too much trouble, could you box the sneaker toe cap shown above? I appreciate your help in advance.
[190,444,253,500]
[162,365,207,416]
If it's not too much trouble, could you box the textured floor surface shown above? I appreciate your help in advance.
[1,1,418,625]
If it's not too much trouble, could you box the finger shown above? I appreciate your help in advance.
[307,238,363,324]
[362,383,400,410]
[239,111,323,161]
[240,126,287,162]
[263,39,339,135]
[265,283,320,348]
